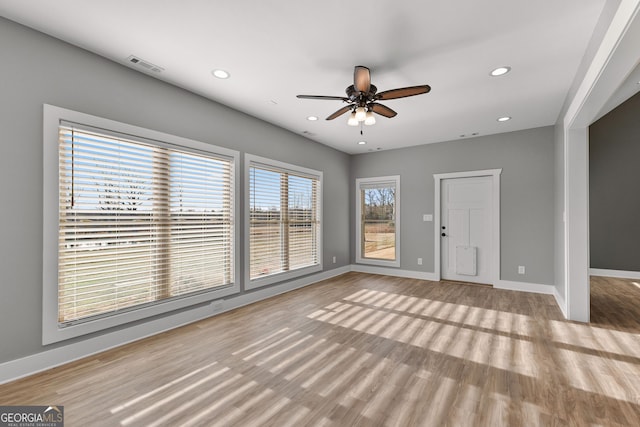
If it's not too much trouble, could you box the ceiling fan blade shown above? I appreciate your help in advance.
[297,95,349,101]
[370,103,397,118]
[354,66,371,93]
[326,105,352,120]
[376,85,431,100]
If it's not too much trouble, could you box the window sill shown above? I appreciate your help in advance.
[43,283,240,345]
[355,258,401,268]
[245,264,323,290]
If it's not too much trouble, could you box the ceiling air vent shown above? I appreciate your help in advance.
[126,55,164,73]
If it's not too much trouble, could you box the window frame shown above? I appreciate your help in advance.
[43,104,240,344]
[355,175,401,268]
[244,154,323,289]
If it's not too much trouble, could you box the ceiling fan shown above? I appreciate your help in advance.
[297,66,431,126]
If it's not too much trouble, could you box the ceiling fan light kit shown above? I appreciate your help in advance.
[297,65,430,127]
[364,111,376,125]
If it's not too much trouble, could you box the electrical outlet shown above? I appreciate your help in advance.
[332,256,336,264]
[210,300,224,313]
[518,266,525,275]
[417,258,423,265]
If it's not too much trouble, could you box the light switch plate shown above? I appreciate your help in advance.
[423,214,433,222]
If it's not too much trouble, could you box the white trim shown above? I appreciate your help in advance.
[433,169,502,284]
[350,264,438,281]
[495,280,556,295]
[244,154,323,290]
[0,266,350,386]
[42,104,241,345]
[564,0,640,129]
[563,127,590,322]
[3,265,576,385]
[246,153,324,181]
[553,286,568,319]
[355,175,401,268]
[561,0,640,322]
[590,268,640,279]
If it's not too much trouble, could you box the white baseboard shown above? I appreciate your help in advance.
[553,287,568,318]
[350,266,569,315]
[494,279,556,295]
[1,265,569,384]
[589,268,640,280]
[495,279,569,318]
[350,264,438,281]
[0,266,350,385]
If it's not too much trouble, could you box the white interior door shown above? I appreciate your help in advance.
[441,176,492,284]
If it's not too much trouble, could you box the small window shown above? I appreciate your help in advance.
[43,105,239,343]
[356,176,400,267]
[245,155,322,288]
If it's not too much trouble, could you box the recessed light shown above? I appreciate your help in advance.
[212,69,230,79]
[307,116,318,121]
[490,66,511,77]
[358,141,367,145]
[459,134,466,138]
[471,132,479,136]
[497,116,511,122]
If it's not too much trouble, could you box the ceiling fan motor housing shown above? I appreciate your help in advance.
[346,84,377,106]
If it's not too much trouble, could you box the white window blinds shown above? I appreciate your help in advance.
[57,123,234,325]
[249,163,320,280]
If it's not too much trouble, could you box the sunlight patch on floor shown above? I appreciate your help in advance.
[309,295,539,377]
[342,288,533,337]
[556,347,640,404]
[231,327,290,356]
[110,360,219,414]
[119,366,231,425]
[550,320,640,357]
[210,389,275,427]
[268,338,327,374]
[162,377,255,427]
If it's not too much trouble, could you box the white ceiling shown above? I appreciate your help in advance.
[0,0,610,154]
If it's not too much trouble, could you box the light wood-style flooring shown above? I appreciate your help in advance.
[1,272,639,426]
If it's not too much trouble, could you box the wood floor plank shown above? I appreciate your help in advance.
[1,272,639,426]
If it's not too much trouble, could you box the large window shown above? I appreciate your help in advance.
[43,105,239,343]
[245,155,322,288]
[356,176,400,267]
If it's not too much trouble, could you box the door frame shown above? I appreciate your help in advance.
[561,0,640,322]
[434,169,502,284]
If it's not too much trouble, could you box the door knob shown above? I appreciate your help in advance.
[441,233,447,237]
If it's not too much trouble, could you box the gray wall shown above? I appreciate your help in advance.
[589,91,640,271]
[350,127,555,284]
[0,17,350,363]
